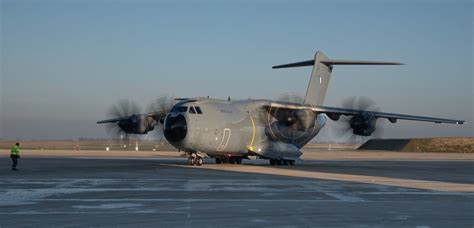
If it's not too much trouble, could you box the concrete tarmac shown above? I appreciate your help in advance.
[0,151,473,227]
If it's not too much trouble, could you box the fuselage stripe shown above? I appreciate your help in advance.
[248,114,256,152]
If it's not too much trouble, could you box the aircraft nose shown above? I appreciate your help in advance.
[164,114,187,142]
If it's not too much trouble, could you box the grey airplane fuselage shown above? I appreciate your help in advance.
[164,98,326,160]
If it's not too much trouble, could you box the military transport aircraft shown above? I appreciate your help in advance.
[97,51,464,166]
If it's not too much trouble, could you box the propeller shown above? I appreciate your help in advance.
[145,95,177,140]
[341,96,380,113]
[99,96,180,149]
[104,99,143,140]
[99,95,179,141]
[266,93,318,145]
[327,96,384,144]
[147,95,176,122]
[276,93,305,104]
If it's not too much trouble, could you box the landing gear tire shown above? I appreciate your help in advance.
[235,157,243,164]
[187,157,195,166]
[270,159,276,166]
[196,157,203,166]
[269,159,295,166]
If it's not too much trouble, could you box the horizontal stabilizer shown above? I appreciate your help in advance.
[272,60,314,69]
[272,59,403,69]
[321,59,403,65]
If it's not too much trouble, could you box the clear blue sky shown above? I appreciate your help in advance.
[1,0,472,140]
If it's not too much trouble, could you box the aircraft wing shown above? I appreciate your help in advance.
[266,102,465,124]
[144,112,167,122]
[97,117,126,124]
[96,112,165,124]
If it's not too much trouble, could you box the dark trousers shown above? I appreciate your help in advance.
[11,155,19,169]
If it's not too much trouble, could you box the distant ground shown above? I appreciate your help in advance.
[0,140,356,151]
[360,137,473,153]
[0,137,471,153]
[0,139,178,151]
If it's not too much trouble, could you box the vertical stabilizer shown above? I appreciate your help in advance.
[272,51,402,106]
[304,51,331,106]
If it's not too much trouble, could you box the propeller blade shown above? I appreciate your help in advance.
[102,99,143,140]
[107,99,142,119]
[147,95,176,114]
[145,95,177,140]
[328,96,385,144]
[266,93,318,145]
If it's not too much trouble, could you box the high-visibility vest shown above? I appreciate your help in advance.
[11,145,20,156]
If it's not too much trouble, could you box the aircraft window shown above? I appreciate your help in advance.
[189,107,196,114]
[173,106,188,112]
[195,106,203,114]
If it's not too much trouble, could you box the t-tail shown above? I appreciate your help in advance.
[272,51,403,106]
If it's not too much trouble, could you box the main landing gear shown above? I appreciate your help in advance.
[269,159,295,166]
[187,153,203,166]
[215,156,243,164]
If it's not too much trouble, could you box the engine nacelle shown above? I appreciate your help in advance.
[266,111,323,146]
[349,112,377,136]
[118,114,155,134]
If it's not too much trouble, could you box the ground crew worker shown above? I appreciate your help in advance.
[11,142,20,171]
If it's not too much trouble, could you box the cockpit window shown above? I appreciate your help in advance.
[189,106,196,114]
[172,106,188,112]
[195,106,203,114]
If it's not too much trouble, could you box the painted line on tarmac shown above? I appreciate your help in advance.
[35,198,362,203]
[173,165,474,192]
[0,211,186,215]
